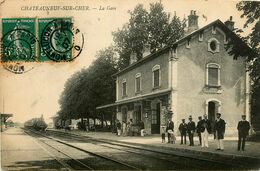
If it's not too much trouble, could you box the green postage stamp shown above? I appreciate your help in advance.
[1,17,83,62]
[1,18,37,62]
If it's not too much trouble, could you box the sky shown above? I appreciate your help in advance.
[0,0,251,123]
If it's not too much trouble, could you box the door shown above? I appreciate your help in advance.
[122,107,127,123]
[208,101,216,129]
[134,105,141,124]
[151,103,161,134]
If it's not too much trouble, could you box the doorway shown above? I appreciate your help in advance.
[208,101,216,123]
[151,102,161,134]
[207,100,221,129]
[134,105,142,124]
[122,107,127,123]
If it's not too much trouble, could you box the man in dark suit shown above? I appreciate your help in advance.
[179,119,187,145]
[214,113,226,151]
[166,119,174,143]
[196,116,203,145]
[187,115,196,146]
[201,114,211,148]
[237,115,250,151]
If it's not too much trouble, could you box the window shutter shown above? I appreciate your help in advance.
[208,68,218,86]
[153,69,160,87]
[136,77,141,92]
[122,82,126,96]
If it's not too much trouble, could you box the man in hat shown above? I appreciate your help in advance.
[237,115,250,151]
[196,116,203,145]
[179,119,187,145]
[201,114,212,148]
[187,115,196,146]
[213,113,226,151]
[166,119,174,143]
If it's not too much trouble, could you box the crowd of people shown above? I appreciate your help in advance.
[164,113,250,151]
[114,113,251,152]
[115,119,145,137]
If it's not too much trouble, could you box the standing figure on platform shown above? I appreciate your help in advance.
[166,119,174,143]
[237,115,250,151]
[187,115,196,146]
[122,121,127,136]
[126,121,131,136]
[201,114,211,148]
[178,119,187,145]
[161,126,166,143]
[196,116,203,146]
[214,113,226,151]
[129,119,134,136]
[139,120,145,136]
[116,119,121,136]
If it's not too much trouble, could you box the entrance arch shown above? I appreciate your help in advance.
[205,99,221,124]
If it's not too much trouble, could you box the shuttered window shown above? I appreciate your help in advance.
[122,81,127,96]
[208,68,218,86]
[207,63,220,86]
[153,69,160,87]
[136,76,141,92]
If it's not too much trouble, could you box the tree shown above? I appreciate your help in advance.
[113,2,185,70]
[58,46,118,128]
[227,1,260,130]
[113,4,149,69]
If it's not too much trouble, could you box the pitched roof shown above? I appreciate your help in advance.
[112,19,249,77]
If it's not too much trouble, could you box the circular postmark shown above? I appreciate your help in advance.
[2,62,34,74]
[40,19,84,62]
[1,28,37,62]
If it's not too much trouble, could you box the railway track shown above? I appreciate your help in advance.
[45,129,258,170]
[25,129,141,170]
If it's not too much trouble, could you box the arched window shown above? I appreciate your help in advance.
[152,65,161,88]
[135,73,142,93]
[206,63,221,87]
[122,78,127,97]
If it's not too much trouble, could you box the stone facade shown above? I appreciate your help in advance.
[175,26,249,135]
[98,16,250,136]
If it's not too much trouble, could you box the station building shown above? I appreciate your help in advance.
[97,11,251,136]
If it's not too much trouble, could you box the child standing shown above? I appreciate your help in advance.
[161,126,166,143]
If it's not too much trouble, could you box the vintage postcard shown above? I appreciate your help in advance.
[1,0,259,170]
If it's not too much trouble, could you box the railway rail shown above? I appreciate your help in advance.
[25,129,141,170]
[24,128,259,170]
[45,129,259,170]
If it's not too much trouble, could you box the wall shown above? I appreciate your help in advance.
[176,26,247,135]
[117,53,169,101]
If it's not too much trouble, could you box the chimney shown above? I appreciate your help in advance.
[224,16,234,31]
[129,51,137,64]
[188,10,199,33]
[142,44,151,57]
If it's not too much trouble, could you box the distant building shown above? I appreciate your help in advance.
[97,12,251,136]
